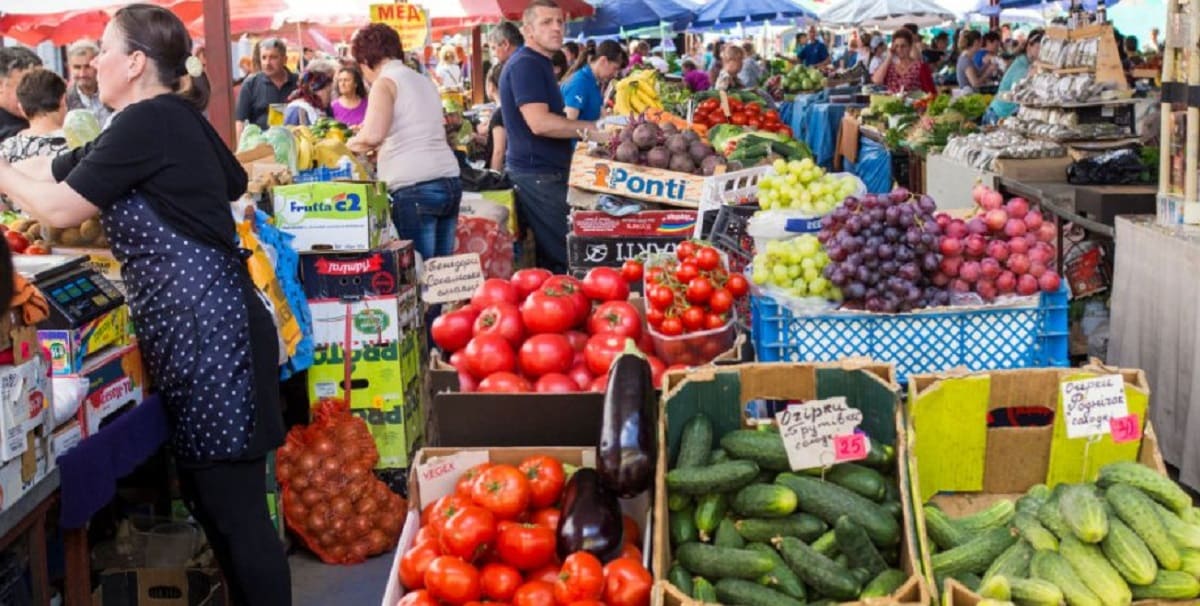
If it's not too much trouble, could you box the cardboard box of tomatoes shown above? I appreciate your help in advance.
[381,446,653,606]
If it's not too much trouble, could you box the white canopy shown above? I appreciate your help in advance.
[819,0,957,28]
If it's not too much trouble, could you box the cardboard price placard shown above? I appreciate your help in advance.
[774,397,864,470]
[415,450,489,504]
[1062,375,1128,439]
[422,253,484,304]
[369,3,429,51]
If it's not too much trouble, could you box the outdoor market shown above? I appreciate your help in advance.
[0,0,1195,603]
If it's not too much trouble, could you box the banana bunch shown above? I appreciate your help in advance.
[614,69,663,116]
[293,126,318,171]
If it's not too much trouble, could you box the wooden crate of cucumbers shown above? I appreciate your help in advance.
[907,365,1200,604]
[653,361,929,606]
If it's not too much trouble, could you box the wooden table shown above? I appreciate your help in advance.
[0,469,89,605]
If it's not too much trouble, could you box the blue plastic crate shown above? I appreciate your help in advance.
[293,163,355,183]
[751,284,1070,384]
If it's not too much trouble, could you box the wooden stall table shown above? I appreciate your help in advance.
[0,469,60,605]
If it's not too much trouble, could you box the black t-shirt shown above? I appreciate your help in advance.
[0,108,28,143]
[52,94,247,255]
[485,108,504,165]
[235,71,298,130]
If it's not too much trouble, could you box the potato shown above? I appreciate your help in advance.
[79,219,102,242]
[7,219,30,233]
[59,228,82,246]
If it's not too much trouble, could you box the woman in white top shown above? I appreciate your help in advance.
[434,45,464,91]
[348,24,461,260]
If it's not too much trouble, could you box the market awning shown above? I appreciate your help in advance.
[819,0,956,28]
[427,0,594,30]
[0,0,287,44]
[689,0,817,29]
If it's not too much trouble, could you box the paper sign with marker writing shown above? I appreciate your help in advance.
[1062,375,1128,439]
[422,253,484,304]
[775,396,864,470]
[415,450,490,504]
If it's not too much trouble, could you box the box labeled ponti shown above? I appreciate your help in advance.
[0,355,50,462]
[78,343,147,437]
[40,304,131,375]
[569,210,698,237]
[299,239,416,299]
[569,149,704,208]
[273,181,393,252]
[567,235,685,269]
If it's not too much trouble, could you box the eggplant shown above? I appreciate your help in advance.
[556,468,624,562]
[597,341,656,498]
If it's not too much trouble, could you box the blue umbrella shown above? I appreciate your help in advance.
[690,0,817,28]
[566,0,701,37]
[976,0,1119,11]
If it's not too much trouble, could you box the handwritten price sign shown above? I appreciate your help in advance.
[1109,414,1141,444]
[833,433,868,462]
[1062,375,1128,439]
[775,397,866,470]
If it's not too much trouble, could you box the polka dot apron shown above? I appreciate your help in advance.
[100,192,260,462]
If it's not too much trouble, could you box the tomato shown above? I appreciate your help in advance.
[619,542,643,562]
[23,245,49,255]
[480,563,523,602]
[764,109,781,122]
[675,240,697,261]
[685,277,714,305]
[510,268,553,301]
[519,455,565,509]
[473,303,525,347]
[564,330,589,352]
[581,267,630,302]
[623,515,641,546]
[521,290,578,335]
[478,372,533,393]
[4,231,27,254]
[414,525,440,547]
[747,117,763,129]
[645,307,664,329]
[554,552,605,604]
[726,273,749,298]
[471,465,531,520]
[512,580,557,606]
[659,316,683,336]
[603,558,653,606]
[588,301,642,341]
[526,564,561,585]
[457,370,478,393]
[699,98,719,112]
[399,542,441,589]
[431,310,475,353]
[530,507,560,530]
[646,285,674,311]
[471,278,519,309]
[439,506,497,561]
[704,313,727,330]
[589,375,608,392]
[730,112,748,126]
[517,334,574,378]
[456,463,493,498]
[708,112,727,125]
[397,590,438,606]
[567,364,594,391]
[693,246,722,271]
[646,355,666,389]
[645,266,665,284]
[745,102,760,114]
[729,98,743,112]
[619,260,643,283]
[779,125,794,138]
[708,289,734,314]
[496,523,556,570]
[424,494,474,531]
[541,276,590,326]
[674,261,700,284]
[534,373,578,393]
[680,306,705,332]
[425,556,481,604]
[462,335,516,380]
[584,333,630,376]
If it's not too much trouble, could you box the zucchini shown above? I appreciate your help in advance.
[694,493,728,542]
[1037,492,1072,540]
[954,499,1016,534]
[670,506,699,545]
[1059,534,1131,606]
[882,500,904,520]
[825,463,888,501]
[667,492,692,512]
[719,430,790,471]
[834,516,888,577]
[708,448,728,465]
[1130,570,1200,600]
[978,574,1011,600]
[811,529,839,557]
[668,563,693,595]
[1012,512,1059,551]
[714,578,804,606]
[1006,577,1065,606]
[744,542,806,600]
[1106,483,1181,570]
[691,576,717,602]
[1181,548,1200,578]
[713,518,745,548]
[924,505,968,549]
[1030,550,1101,606]
[861,568,907,597]
[883,474,901,502]
[983,539,1033,583]
[734,513,826,543]
[675,543,775,581]
[775,473,900,546]
[1152,501,1200,549]
[1098,461,1192,514]
[731,484,798,518]
[931,526,1018,578]
[676,414,713,469]
[1059,484,1109,543]
[774,535,862,600]
[862,437,895,469]
[1102,517,1158,586]
[666,460,759,495]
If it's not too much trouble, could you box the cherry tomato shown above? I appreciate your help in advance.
[708,289,734,314]
[480,563,523,602]
[518,455,565,510]
[764,109,781,122]
[674,261,700,284]
[747,117,763,129]
[659,316,683,336]
[726,273,750,298]
[693,246,722,271]
[745,102,761,114]
[729,98,743,112]
[645,307,664,329]
[647,285,674,311]
[554,552,605,605]
[675,240,698,261]
[619,259,644,283]
[731,113,748,126]
[705,313,728,330]
[685,277,714,305]
[680,306,705,332]
[645,267,665,285]
[424,556,481,604]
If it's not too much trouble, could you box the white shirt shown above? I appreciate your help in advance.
[436,63,464,90]
[377,60,460,190]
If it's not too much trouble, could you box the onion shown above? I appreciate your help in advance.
[312,436,337,457]
[297,452,319,472]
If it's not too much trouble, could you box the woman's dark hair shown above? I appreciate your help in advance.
[352,23,404,70]
[16,68,66,119]
[112,3,205,109]
[1020,29,1045,56]
[487,63,503,89]
[983,31,1001,45]
[289,63,335,110]
[563,41,580,61]
[594,40,625,67]
[892,28,915,45]
[551,50,568,78]
[338,66,368,99]
[182,72,210,111]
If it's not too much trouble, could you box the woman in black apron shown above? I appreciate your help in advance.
[0,5,291,605]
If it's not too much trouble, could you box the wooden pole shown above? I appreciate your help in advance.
[471,26,484,105]
[203,0,236,148]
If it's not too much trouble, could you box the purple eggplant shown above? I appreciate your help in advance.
[596,341,656,498]
[555,468,624,563]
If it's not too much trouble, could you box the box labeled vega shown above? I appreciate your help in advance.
[273,181,393,252]
[299,240,416,299]
[78,343,147,437]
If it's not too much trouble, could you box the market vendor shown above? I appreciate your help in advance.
[562,40,626,122]
[871,28,936,95]
[0,5,291,605]
[235,37,298,137]
[797,25,831,69]
[985,29,1043,123]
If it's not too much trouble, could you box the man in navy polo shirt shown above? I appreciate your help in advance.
[500,0,604,273]
[797,25,831,68]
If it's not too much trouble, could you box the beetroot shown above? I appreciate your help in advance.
[688,141,714,163]
[646,146,671,169]
[681,129,700,145]
[700,155,725,176]
[614,141,640,164]
[666,134,689,156]
[669,153,697,174]
[631,123,660,150]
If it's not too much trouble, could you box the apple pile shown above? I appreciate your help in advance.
[933,184,1062,301]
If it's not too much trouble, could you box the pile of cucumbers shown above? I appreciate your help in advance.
[665,413,910,605]
[926,461,1200,604]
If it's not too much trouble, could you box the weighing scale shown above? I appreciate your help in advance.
[11,254,124,328]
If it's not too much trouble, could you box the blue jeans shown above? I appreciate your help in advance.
[389,177,463,260]
[508,171,570,273]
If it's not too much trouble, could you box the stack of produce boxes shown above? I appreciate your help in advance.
[0,305,53,512]
[567,210,697,279]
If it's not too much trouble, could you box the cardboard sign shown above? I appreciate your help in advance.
[1062,375,1129,439]
[415,450,490,504]
[775,397,864,470]
[370,3,429,52]
[1109,413,1142,444]
[422,254,484,304]
[833,433,868,462]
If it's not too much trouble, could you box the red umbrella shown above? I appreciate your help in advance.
[0,0,286,45]
[429,0,595,29]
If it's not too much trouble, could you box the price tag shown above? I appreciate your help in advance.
[1062,375,1128,439]
[415,450,490,505]
[422,253,484,304]
[833,433,868,462]
[1109,413,1142,444]
[774,397,864,470]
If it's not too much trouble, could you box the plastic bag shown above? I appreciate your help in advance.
[237,221,302,358]
[1067,148,1146,185]
[62,109,100,149]
[844,137,893,194]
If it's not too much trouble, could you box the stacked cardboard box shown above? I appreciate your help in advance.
[567,210,697,277]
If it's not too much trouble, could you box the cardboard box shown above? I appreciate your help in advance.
[78,343,147,437]
[298,240,417,300]
[93,568,225,606]
[51,419,83,460]
[0,308,38,364]
[0,355,50,462]
[991,156,1074,182]
[0,427,52,512]
[570,210,698,237]
[654,361,929,606]
[273,181,394,252]
[567,235,685,270]
[569,149,706,208]
[40,304,131,375]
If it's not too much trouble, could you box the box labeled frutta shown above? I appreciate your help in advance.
[273,181,393,252]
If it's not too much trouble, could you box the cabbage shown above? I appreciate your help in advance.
[62,109,101,149]
[263,126,297,172]
[238,124,265,151]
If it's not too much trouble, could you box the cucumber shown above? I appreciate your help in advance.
[1098,461,1192,514]
[691,576,717,602]
[708,448,728,465]
[1059,534,1131,606]
[978,574,1011,600]
[862,437,895,469]
[1152,501,1200,549]
[1106,482,1181,570]
[861,568,907,597]
[811,529,839,557]
[931,526,1018,578]
[714,578,804,606]
[676,414,713,469]
[1181,548,1200,578]
[713,518,745,549]
[849,567,873,586]
[982,539,1033,583]
[731,484,798,518]
[744,542,806,600]
[753,469,776,484]
[1006,577,1065,606]
[675,543,776,581]
[825,463,888,501]
[734,513,826,543]
[666,460,759,495]
[667,492,692,512]
[720,430,790,471]
[1059,484,1109,544]
[1130,570,1200,600]
[954,499,1016,534]
[1030,550,1102,606]
[1012,512,1059,551]
[1102,517,1158,586]
[954,572,983,592]
[883,475,901,503]
[882,500,903,520]
[1037,492,1072,540]
[670,505,699,545]
[775,473,900,546]
[834,552,850,569]
[774,535,862,600]
[1016,484,1051,516]
[834,516,888,577]
[694,493,728,542]
[925,505,968,549]
[668,563,693,596]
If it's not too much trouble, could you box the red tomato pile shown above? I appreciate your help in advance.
[396,456,652,606]
[276,398,406,564]
[431,268,670,392]
[692,97,792,137]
